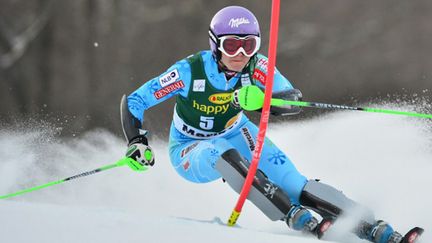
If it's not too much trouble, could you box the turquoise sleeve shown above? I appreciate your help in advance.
[253,53,295,93]
[127,59,192,123]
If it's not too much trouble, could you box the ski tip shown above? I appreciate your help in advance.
[316,218,333,239]
[403,227,424,243]
[415,227,424,235]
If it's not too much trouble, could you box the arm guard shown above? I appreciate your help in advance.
[270,89,303,116]
[120,95,148,145]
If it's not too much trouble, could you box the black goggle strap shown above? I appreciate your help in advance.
[208,29,219,46]
[209,28,223,61]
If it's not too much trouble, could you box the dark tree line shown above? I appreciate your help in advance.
[1,0,431,137]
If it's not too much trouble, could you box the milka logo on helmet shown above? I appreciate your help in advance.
[228,17,250,28]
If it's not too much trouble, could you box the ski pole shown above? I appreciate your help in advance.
[236,85,432,119]
[271,98,432,119]
[0,157,144,200]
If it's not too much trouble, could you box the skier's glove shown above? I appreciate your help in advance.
[125,134,155,171]
[270,89,303,116]
[231,85,302,116]
[231,89,242,109]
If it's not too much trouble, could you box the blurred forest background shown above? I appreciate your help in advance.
[0,0,431,138]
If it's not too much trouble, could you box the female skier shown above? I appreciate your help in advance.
[120,6,421,243]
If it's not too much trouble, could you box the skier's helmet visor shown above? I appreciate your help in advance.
[218,35,260,57]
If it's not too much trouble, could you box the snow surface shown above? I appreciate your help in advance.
[0,109,431,243]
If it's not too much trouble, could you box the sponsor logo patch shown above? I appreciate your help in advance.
[181,123,234,138]
[241,127,255,152]
[225,113,241,129]
[263,183,278,199]
[253,69,266,85]
[193,79,206,92]
[180,142,198,158]
[154,80,185,99]
[241,73,251,86]
[192,100,229,115]
[208,93,232,105]
[229,17,250,28]
[182,160,190,171]
[159,69,180,87]
[256,58,268,71]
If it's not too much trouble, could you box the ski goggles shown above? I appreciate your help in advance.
[217,35,261,57]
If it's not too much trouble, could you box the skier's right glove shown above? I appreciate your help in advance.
[231,87,261,110]
[231,85,302,116]
[269,88,303,116]
[125,134,155,171]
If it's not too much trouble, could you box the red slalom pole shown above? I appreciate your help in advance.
[227,0,281,226]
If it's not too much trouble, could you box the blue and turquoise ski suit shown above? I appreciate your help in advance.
[127,50,307,204]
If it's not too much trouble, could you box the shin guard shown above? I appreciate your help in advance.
[215,149,292,221]
[300,179,374,221]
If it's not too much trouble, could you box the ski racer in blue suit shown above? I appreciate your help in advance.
[120,6,420,243]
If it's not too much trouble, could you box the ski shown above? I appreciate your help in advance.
[312,219,424,243]
[315,218,333,239]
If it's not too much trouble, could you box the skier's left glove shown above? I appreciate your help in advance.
[125,134,155,171]
[269,89,303,116]
[231,86,303,116]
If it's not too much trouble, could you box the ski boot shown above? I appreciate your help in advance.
[356,220,424,243]
[285,205,332,238]
[286,205,318,232]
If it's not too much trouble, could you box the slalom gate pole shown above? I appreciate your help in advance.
[270,98,432,119]
[227,0,281,226]
[0,157,140,200]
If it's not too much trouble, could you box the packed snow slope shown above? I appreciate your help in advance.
[0,108,431,243]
